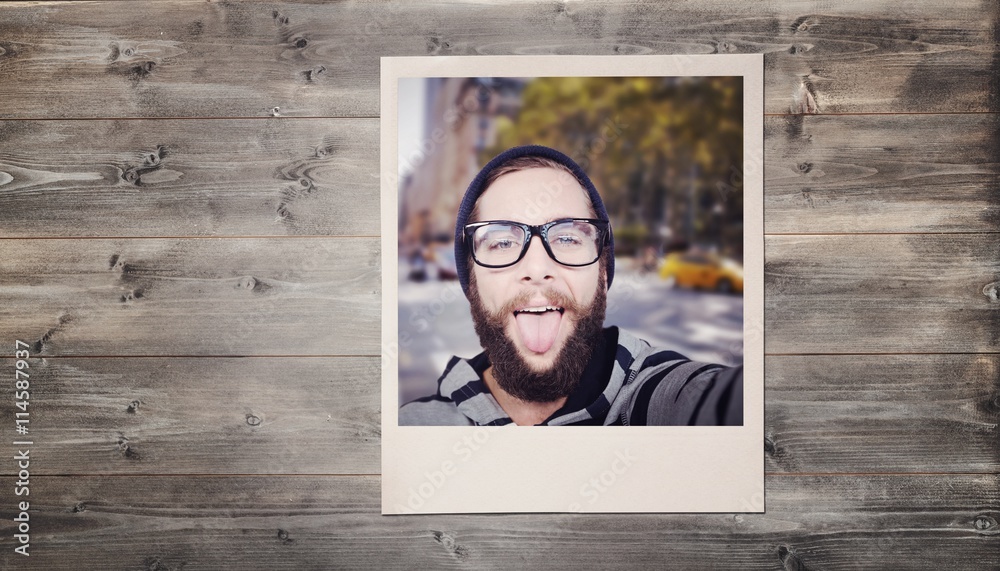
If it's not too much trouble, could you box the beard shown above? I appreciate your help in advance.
[467,268,607,403]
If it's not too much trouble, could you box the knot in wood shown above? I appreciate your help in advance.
[121,289,143,303]
[294,38,308,49]
[791,16,814,33]
[277,529,293,543]
[764,435,776,455]
[433,531,456,550]
[246,414,262,426]
[123,47,135,57]
[123,168,141,184]
[302,66,326,82]
[431,530,469,558]
[777,545,805,571]
[238,276,258,290]
[126,400,141,413]
[797,162,813,174]
[792,79,819,114]
[982,282,999,303]
[974,515,999,535]
[316,146,329,158]
[130,61,156,79]
[271,106,281,117]
[117,436,140,459]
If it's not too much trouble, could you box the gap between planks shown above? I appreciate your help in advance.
[765,231,1000,236]
[3,231,999,240]
[3,352,999,358]
[0,235,381,240]
[0,354,382,359]
[0,111,998,121]
[23,472,1000,478]
[765,351,1000,356]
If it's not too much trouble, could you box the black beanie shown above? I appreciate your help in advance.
[454,145,615,297]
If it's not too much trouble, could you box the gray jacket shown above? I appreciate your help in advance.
[399,327,743,426]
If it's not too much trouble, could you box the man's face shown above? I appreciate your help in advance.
[468,167,607,400]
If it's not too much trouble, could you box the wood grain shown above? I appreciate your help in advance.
[0,474,996,570]
[766,233,1000,353]
[767,354,1000,473]
[3,113,997,238]
[0,357,380,475]
[766,114,1000,233]
[0,238,380,356]
[1,234,996,359]
[3,235,995,357]
[0,1,995,118]
[0,119,380,237]
[0,0,997,568]
[0,354,994,476]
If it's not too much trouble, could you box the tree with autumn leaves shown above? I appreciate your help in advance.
[486,76,744,260]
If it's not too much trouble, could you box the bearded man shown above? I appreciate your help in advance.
[399,145,743,426]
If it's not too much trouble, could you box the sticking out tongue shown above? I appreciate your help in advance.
[514,310,562,354]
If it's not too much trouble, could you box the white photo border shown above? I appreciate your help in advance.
[381,55,764,514]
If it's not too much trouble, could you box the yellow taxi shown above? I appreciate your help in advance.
[659,251,743,293]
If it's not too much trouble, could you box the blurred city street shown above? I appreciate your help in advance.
[398,259,743,405]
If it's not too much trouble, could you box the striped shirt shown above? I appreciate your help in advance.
[398,327,743,426]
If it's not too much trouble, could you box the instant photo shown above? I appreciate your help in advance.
[381,55,763,514]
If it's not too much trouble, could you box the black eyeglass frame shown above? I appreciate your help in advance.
[463,218,610,269]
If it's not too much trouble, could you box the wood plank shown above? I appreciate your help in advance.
[5,235,993,357]
[765,114,1000,233]
[766,233,1000,353]
[2,113,997,237]
[0,354,993,476]
[0,474,996,569]
[767,354,1000,473]
[0,119,380,237]
[0,238,380,356]
[0,357,380,475]
[0,1,995,118]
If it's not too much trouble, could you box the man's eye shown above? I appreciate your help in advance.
[552,234,584,246]
[489,238,520,251]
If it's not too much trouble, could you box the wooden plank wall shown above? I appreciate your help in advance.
[1,1,997,568]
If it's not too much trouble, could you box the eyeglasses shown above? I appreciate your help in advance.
[464,218,609,268]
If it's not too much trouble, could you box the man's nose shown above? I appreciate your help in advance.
[518,235,556,283]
